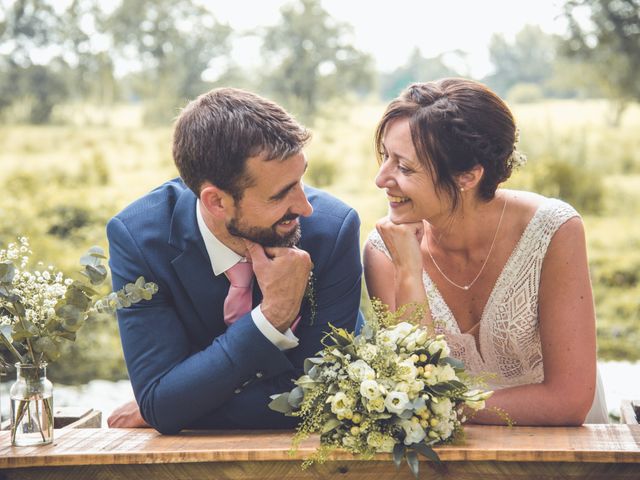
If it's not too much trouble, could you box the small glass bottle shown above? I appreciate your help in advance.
[10,363,54,446]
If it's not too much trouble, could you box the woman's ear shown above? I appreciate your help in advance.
[457,164,484,191]
[199,183,232,220]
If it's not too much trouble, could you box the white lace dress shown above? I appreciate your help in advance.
[368,197,608,423]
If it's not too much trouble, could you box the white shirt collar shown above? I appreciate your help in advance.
[196,200,243,276]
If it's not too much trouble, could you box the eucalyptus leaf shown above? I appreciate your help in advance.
[62,284,91,311]
[294,375,317,388]
[413,443,441,464]
[406,450,419,479]
[303,357,323,375]
[288,386,304,409]
[393,443,405,469]
[79,246,106,266]
[0,324,13,342]
[82,264,108,285]
[361,321,375,340]
[0,285,15,298]
[268,392,292,414]
[0,261,15,284]
[57,304,85,332]
[442,357,465,369]
[11,301,27,319]
[320,417,341,434]
[307,364,320,380]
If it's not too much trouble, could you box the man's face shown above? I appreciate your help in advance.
[226,152,313,247]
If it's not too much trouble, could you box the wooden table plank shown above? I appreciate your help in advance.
[0,425,639,468]
[1,460,640,480]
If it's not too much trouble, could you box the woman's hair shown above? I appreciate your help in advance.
[375,78,518,209]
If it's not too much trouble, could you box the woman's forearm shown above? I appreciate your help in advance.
[467,382,594,426]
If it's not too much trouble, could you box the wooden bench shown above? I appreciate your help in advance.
[0,425,638,479]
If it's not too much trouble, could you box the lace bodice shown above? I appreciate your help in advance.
[367,198,579,390]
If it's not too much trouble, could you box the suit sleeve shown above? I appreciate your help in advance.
[191,207,363,429]
[107,216,299,434]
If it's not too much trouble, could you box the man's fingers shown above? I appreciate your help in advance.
[243,239,267,264]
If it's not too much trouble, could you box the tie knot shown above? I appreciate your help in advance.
[226,261,253,288]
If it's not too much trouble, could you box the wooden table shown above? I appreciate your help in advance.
[0,425,639,479]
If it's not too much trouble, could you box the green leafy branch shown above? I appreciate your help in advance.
[0,244,157,368]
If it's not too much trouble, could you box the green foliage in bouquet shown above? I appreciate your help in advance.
[0,236,157,368]
[269,299,493,478]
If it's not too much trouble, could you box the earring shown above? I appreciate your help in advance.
[460,187,465,192]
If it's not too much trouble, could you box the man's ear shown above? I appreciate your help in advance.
[457,164,484,192]
[200,183,233,219]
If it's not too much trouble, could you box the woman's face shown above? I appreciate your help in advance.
[375,118,449,224]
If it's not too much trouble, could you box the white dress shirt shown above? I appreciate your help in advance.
[196,201,299,350]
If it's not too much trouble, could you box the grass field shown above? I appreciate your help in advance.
[1,98,638,382]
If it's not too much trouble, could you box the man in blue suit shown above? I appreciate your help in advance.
[106,88,362,433]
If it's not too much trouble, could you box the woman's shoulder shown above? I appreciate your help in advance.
[502,189,580,228]
[501,190,582,253]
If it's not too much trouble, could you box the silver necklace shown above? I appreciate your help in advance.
[426,197,508,291]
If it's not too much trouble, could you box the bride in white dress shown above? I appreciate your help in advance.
[364,78,608,425]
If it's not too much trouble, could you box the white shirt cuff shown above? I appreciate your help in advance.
[251,305,299,351]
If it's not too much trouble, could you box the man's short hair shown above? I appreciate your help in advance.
[173,88,311,199]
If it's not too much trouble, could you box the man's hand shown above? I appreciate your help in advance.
[107,400,150,428]
[244,239,312,332]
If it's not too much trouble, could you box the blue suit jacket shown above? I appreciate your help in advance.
[107,179,362,433]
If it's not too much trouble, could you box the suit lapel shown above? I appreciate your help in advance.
[168,188,228,338]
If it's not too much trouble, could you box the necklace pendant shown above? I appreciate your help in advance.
[463,285,470,290]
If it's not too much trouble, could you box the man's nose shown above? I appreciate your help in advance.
[293,184,313,217]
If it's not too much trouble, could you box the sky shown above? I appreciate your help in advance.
[205,0,568,77]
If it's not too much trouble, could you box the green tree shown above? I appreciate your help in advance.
[0,0,70,122]
[561,0,640,124]
[485,25,556,97]
[106,0,232,120]
[261,0,374,121]
[59,0,116,106]
[379,48,463,100]
[106,0,232,124]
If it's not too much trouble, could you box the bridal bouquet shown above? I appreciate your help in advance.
[269,300,492,477]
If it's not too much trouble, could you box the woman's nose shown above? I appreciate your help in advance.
[375,162,393,189]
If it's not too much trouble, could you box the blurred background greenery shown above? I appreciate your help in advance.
[0,0,638,384]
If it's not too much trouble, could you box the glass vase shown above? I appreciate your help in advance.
[10,363,54,447]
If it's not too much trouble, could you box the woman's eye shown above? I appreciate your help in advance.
[398,164,412,174]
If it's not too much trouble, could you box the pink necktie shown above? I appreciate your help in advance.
[223,261,254,325]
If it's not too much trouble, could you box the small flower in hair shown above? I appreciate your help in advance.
[507,128,527,169]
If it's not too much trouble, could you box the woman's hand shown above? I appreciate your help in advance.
[375,217,424,278]
[374,217,428,312]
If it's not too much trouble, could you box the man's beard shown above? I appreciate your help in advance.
[226,212,301,248]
